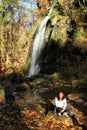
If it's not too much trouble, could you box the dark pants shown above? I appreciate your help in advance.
[54,106,71,114]
[45,102,71,115]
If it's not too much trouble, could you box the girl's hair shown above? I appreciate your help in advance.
[57,92,65,100]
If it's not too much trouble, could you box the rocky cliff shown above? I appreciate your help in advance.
[38,0,87,80]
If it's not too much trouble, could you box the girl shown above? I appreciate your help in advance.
[53,92,71,117]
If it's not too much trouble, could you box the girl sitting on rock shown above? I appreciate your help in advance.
[53,92,71,117]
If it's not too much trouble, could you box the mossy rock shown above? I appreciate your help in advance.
[30,78,50,89]
[34,104,43,112]
[0,85,4,90]
[50,16,70,46]
[16,82,29,92]
[31,78,45,85]
[71,79,87,87]
[50,11,59,19]
[49,73,60,83]
[71,80,79,87]
[73,27,87,50]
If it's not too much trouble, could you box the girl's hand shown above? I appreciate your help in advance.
[61,107,65,112]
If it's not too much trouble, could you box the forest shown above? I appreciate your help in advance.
[0,0,87,130]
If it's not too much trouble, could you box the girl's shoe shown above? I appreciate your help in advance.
[58,112,61,116]
[63,112,69,117]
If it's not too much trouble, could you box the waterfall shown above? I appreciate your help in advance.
[28,7,53,77]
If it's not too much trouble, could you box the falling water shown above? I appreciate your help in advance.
[28,7,53,77]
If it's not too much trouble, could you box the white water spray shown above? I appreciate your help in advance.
[28,7,53,77]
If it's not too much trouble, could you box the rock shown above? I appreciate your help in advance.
[30,77,50,89]
[16,82,29,92]
[67,93,83,101]
[71,80,78,87]
[7,71,24,84]
[49,73,60,82]
[71,79,87,88]
[51,16,58,26]
[73,27,87,49]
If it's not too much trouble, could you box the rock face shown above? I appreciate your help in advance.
[38,0,87,80]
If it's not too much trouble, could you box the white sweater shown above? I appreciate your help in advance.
[55,97,67,108]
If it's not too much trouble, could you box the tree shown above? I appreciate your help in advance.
[19,0,38,30]
[1,1,19,69]
[0,0,33,76]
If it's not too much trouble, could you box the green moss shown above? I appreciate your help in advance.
[50,11,59,19]
[21,57,31,72]
[74,27,87,49]
[57,15,65,21]
[26,57,31,68]
[0,85,4,90]
[34,104,42,112]
[30,78,50,89]
[75,27,87,41]
[49,73,60,83]
[70,7,78,17]
[50,11,64,22]
[71,79,86,87]
[51,17,69,46]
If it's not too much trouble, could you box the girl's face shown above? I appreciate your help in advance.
[59,92,64,99]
